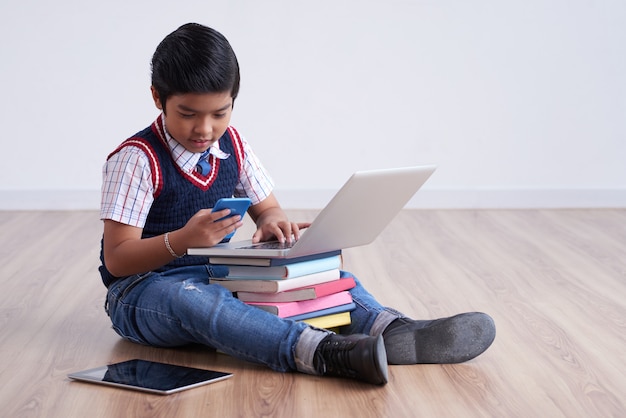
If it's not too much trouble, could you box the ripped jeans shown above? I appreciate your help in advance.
[105,265,392,372]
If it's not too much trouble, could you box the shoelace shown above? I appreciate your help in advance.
[314,337,359,378]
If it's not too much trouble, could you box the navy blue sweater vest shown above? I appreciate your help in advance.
[99,117,244,287]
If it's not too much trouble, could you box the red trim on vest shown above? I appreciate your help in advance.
[107,137,164,198]
[149,116,244,193]
[151,116,215,191]
[227,126,245,173]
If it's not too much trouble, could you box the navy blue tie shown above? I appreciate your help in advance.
[195,149,212,176]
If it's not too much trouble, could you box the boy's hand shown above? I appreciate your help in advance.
[252,221,311,244]
[247,192,310,244]
[182,208,244,247]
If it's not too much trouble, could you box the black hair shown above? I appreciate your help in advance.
[151,23,240,109]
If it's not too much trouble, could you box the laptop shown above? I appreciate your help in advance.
[187,165,436,259]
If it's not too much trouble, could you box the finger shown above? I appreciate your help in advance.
[212,215,241,237]
[210,208,232,221]
[224,220,243,237]
[221,214,242,228]
[278,221,294,243]
[272,224,287,243]
[292,222,311,241]
[291,222,301,241]
[220,217,243,242]
[252,226,277,243]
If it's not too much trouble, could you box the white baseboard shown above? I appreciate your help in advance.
[274,188,626,209]
[1,188,624,210]
[0,190,102,210]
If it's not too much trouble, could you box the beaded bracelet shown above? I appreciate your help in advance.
[164,232,184,258]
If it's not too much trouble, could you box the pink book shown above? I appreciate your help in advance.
[236,277,356,303]
[246,291,353,318]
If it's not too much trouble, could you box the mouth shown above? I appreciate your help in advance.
[190,139,214,150]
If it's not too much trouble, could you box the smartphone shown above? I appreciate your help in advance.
[212,198,251,240]
[68,359,232,395]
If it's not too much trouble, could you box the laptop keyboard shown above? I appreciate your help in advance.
[239,241,296,250]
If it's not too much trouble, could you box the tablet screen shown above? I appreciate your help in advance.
[68,359,232,395]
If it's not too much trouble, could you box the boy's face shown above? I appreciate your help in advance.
[151,88,233,154]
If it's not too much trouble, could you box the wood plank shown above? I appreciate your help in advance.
[0,210,624,417]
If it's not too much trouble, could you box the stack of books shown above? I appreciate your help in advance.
[209,250,356,330]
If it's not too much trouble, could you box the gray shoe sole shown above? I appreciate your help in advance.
[383,312,496,365]
[373,334,389,384]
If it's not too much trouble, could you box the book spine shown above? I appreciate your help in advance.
[210,269,341,293]
[282,255,343,278]
[209,249,342,267]
[247,291,352,318]
[300,312,352,329]
[287,302,356,321]
[236,277,356,303]
[223,255,342,279]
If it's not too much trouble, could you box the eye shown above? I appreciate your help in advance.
[179,112,195,119]
[214,113,227,119]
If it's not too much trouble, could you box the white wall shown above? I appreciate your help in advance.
[1,0,624,209]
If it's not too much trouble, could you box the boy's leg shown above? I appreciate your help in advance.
[107,265,308,371]
[340,272,399,335]
[381,312,496,364]
[105,265,387,384]
[343,271,496,364]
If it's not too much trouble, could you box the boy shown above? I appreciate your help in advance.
[99,23,495,385]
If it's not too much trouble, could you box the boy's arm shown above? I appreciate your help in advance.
[103,220,175,276]
[248,193,311,244]
[103,208,243,277]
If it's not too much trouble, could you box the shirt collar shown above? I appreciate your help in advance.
[160,114,231,173]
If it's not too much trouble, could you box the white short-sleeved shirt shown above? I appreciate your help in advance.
[100,116,274,228]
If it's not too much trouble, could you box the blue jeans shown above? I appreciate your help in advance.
[105,266,392,373]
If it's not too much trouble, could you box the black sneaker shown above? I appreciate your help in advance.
[382,312,496,365]
[313,333,388,385]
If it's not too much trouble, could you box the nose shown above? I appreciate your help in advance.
[194,117,213,138]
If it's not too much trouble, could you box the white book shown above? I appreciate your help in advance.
[209,269,341,293]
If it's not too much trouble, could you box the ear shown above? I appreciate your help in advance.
[151,86,163,110]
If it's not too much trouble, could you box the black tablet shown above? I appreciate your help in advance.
[68,359,233,395]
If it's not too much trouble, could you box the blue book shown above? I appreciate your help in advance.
[219,255,343,279]
[287,302,356,321]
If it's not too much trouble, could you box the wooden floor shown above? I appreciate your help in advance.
[0,209,625,417]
